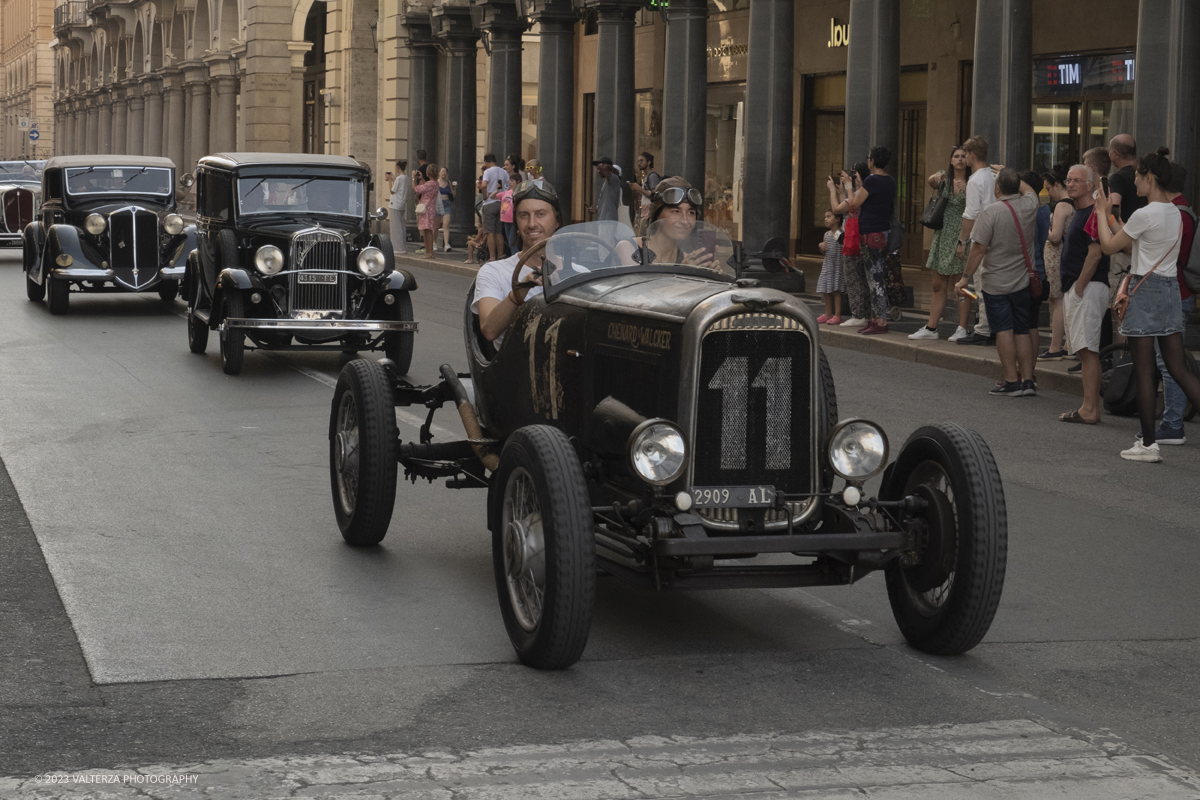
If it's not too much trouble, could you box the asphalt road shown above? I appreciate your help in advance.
[1,252,1198,797]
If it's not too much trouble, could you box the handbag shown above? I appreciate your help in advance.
[1002,200,1041,300]
[920,177,949,230]
[842,212,861,256]
[1114,224,1182,321]
[415,202,426,215]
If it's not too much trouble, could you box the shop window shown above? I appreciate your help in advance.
[634,90,662,220]
[1033,104,1076,173]
[522,81,539,161]
[1087,100,1134,152]
[705,82,744,242]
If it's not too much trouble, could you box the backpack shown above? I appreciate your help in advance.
[1176,204,1200,294]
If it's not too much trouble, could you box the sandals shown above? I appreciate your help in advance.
[1059,410,1100,424]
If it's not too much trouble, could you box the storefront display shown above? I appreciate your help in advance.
[1032,51,1135,173]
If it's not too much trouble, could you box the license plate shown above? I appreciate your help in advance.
[298,272,338,284]
[690,486,775,508]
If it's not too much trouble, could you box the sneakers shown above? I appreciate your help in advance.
[956,332,994,346]
[1137,425,1186,446]
[840,317,868,327]
[816,314,830,323]
[1121,440,1163,462]
[947,326,969,342]
[415,247,426,255]
[444,245,454,252]
[1021,379,1037,396]
[1038,348,1068,361]
[990,381,1024,397]
[908,326,939,340]
[860,322,889,335]
[1067,362,1082,374]
[826,315,843,325]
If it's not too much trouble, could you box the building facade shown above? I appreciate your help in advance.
[1,0,57,158]
[17,0,1200,255]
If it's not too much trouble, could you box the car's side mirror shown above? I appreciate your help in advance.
[180,174,195,188]
[371,207,388,221]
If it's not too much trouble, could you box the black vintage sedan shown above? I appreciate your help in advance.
[184,153,417,375]
[328,220,1008,670]
[1,160,44,248]
[21,156,194,314]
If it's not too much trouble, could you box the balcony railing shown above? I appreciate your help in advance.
[53,1,87,29]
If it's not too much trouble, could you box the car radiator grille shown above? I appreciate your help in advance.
[692,314,813,524]
[3,188,34,232]
[108,209,160,273]
[289,230,346,313]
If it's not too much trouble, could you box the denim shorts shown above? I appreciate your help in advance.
[982,287,1031,335]
[1119,272,1186,337]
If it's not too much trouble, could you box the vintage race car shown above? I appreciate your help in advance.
[1,160,44,247]
[21,156,194,314]
[184,153,417,376]
[327,220,1008,670]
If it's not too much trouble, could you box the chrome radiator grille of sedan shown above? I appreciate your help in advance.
[289,229,346,314]
[692,313,813,525]
[108,208,160,274]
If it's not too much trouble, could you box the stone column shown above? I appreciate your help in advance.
[142,78,163,157]
[97,90,113,153]
[211,74,239,154]
[431,2,478,242]
[87,95,100,154]
[126,84,145,155]
[162,72,186,170]
[1134,0,1200,196]
[970,0,1032,168]
[187,75,211,171]
[529,0,577,220]
[477,0,527,160]
[182,78,195,170]
[112,85,128,155]
[401,10,439,164]
[583,0,640,176]
[662,0,707,190]
[844,0,899,172]
[741,0,794,252]
[75,101,86,155]
[62,103,74,156]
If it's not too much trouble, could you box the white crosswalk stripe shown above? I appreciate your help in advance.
[4,720,1198,799]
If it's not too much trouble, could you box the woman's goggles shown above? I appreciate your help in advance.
[654,187,704,207]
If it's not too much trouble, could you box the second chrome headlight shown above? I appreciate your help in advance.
[357,247,386,277]
[163,213,184,235]
[827,419,889,482]
[627,420,687,486]
[84,214,106,235]
[254,245,284,275]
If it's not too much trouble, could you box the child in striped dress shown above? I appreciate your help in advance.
[816,209,845,324]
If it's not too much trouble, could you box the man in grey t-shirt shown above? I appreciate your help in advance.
[589,156,623,221]
[956,168,1039,396]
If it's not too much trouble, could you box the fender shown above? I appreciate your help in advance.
[21,222,42,279]
[41,223,102,283]
[213,268,263,326]
[180,250,199,301]
[387,268,418,292]
[166,226,198,271]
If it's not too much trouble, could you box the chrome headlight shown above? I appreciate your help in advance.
[627,419,687,486]
[163,213,184,235]
[356,246,386,277]
[827,419,889,482]
[84,214,106,235]
[254,244,284,275]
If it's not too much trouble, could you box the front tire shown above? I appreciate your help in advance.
[187,276,209,354]
[47,278,69,315]
[383,290,415,375]
[219,292,246,375]
[883,422,1006,656]
[23,233,44,301]
[158,280,179,302]
[329,359,398,546]
[490,425,595,670]
[25,272,44,302]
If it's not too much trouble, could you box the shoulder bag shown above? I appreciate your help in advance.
[842,212,861,256]
[1114,221,1182,321]
[920,175,949,230]
[1002,200,1041,300]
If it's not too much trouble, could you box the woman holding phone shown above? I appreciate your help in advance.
[615,177,717,270]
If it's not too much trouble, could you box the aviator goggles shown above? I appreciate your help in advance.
[654,186,704,207]
[512,179,559,207]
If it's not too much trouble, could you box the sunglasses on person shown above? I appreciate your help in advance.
[654,187,704,207]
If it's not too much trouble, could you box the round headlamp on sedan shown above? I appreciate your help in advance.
[84,214,106,235]
[254,244,285,276]
[627,419,688,486]
[356,247,387,277]
[163,213,185,235]
[827,419,889,483]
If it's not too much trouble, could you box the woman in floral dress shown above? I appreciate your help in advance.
[413,164,441,260]
[910,146,971,341]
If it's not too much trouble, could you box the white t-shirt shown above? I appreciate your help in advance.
[1123,201,1182,277]
[963,168,997,222]
[471,253,542,347]
[389,174,408,210]
[482,166,508,207]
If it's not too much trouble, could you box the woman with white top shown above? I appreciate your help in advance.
[1095,147,1200,462]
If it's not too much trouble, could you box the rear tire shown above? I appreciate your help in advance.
[187,272,209,354]
[883,422,1006,656]
[383,290,415,375]
[158,280,179,302]
[491,425,595,670]
[25,272,45,302]
[817,346,838,490]
[329,359,398,546]
[219,292,245,375]
[47,278,69,315]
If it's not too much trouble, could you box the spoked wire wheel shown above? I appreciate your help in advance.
[334,390,361,519]
[501,467,546,632]
[894,461,956,614]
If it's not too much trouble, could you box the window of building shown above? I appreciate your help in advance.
[705,82,745,242]
[1030,50,1135,173]
[634,89,662,196]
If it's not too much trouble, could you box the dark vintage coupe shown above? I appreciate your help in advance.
[21,156,194,314]
[1,160,44,248]
[327,221,1008,670]
[184,153,417,375]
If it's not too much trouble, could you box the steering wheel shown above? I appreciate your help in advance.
[510,232,624,295]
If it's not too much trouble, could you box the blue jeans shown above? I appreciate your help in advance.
[1157,295,1195,429]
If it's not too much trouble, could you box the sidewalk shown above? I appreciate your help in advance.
[396,248,1087,394]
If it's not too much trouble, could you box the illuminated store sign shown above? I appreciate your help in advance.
[1034,52,1136,96]
[828,18,848,48]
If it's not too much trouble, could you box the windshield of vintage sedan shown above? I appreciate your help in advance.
[236,176,364,217]
[65,166,172,196]
[539,220,736,290]
[0,160,44,183]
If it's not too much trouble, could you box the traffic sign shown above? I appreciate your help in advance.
[18,117,29,129]
[29,130,41,141]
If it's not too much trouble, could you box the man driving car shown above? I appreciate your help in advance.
[471,180,562,344]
